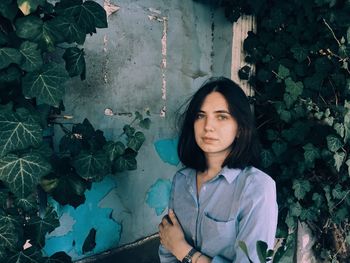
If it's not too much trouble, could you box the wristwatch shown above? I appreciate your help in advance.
[181,248,197,263]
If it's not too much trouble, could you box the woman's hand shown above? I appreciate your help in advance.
[158,209,192,260]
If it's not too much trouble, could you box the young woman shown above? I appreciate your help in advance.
[158,77,278,263]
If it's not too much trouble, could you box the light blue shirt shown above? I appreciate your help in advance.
[159,166,278,263]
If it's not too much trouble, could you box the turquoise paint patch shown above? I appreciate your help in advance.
[43,176,122,260]
[146,179,172,215]
[154,138,180,166]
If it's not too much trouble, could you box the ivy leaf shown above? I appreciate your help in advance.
[272,141,287,156]
[62,47,86,80]
[103,141,125,162]
[0,214,19,252]
[326,135,343,152]
[22,63,69,107]
[0,109,42,157]
[278,64,290,79]
[334,151,345,172]
[0,153,52,198]
[0,66,21,84]
[285,77,303,98]
[26,206,59,247]
[332,184,346,199]
[127,131,145,152]
[17,0,45,15]
[113,149,137,172]
[19,41,43,72]
[56,0,107,34]
[0,1,18,21]
[293,180,311,200]
[0,48,22,70]
[7,246,45,262]
[139,118,151,129]
[260,149,274,168]
[346,159,350,176]
[312,192,324,208]
[73,151,110,181]
[291,45,308,62]
[303,143,320,167]
[290,201,302,217]
[46,251,72,263]
[123,125,135,137]
[238,241,253,263]
[333,123,345,138]
[256,241,268,263]
[48,16,86,45]
[16,195,38,213]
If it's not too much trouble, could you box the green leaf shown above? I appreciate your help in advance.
[73,151,110,181]
[332,184,346,199]
[283,93,295,108]
[56,0,107,34]
[104,141,125,161]
[293,179,311,200]
[0,214,18,251]
[0,48,22,70]
[261,149,274,168]
[346,159,350,176]
[47,16,86,45]
[272,141,287,156]
[285,77,303,98]
[15,15,43,40]
[290,201,302,217]
[334,123,345,138]
[312,192,323,208]
[26,206,59,247]
[0,1,18,21]
[7,246,45,262]
[238,241,253,263]
[0,153,52,198]
[334,151,345,172]
[17,0,45,15]
[123,125,135,137]
[277,64,290,79]
[139,118,151,129]
[19,41,43,72]
[0,109,42,157]
[291,45,308,62]
[280,110,292,122]
[22,63,69,107]
[0,66,21,83]
[256,240,268,263]
[62,47,86,79]
[326,135,343,152]
[127,131,145,151]
[303,143,320,166]
[113,154,137,172]
[16,195,38,213]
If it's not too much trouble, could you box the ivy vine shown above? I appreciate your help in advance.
[214,0,350,262]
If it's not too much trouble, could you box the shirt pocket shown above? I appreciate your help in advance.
[200,212,237,257]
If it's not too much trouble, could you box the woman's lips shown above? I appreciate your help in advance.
[202,137,218,143]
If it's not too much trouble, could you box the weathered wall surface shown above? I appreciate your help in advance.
[45,0,233,260]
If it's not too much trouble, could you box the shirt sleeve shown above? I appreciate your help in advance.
[233,175,278,263]
[158,174,179,263]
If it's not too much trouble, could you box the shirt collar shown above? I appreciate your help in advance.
[179,166,242,185]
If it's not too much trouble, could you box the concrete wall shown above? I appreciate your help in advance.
[45,0,233,260]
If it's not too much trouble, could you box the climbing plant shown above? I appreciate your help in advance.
[213,0,350,262]
[0,0,149,262]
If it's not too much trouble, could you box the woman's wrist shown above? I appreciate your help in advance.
[173,242,193,261]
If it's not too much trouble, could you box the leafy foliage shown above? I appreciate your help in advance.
[0,0,148,261]
[215,0,350,261]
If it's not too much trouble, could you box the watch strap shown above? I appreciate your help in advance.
[182,248,197,263]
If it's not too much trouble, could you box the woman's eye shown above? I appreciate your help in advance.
[217,115,228,120]
[196,113,205,119]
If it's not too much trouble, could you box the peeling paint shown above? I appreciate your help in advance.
[104,0,120,17]
[103,34,109,84]
[43,176,121,260]
[148,9,168,117]
[146,179,172,216]
[154,138,179,166]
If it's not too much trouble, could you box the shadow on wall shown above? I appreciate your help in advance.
[76,234,161,263]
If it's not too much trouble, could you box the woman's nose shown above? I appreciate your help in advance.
[204,118,215,132]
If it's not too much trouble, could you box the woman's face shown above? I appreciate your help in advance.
[194,91,239,159]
